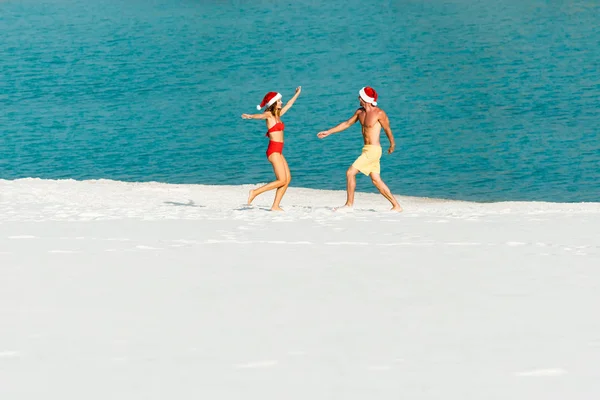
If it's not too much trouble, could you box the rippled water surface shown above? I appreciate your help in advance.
[1,0,599,201]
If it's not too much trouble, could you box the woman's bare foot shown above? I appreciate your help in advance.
[334,205,353,212]
[270,206,284,211]
[247,189,256,205]
[391,205,403,212]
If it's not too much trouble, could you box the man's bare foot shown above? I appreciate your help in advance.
[247,189,256,205]
[270,206,284,212]
[390,205,403,212]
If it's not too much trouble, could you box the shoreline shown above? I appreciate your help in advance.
[1,178,599,217]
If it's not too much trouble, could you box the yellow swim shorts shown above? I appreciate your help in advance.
[352,145,382,176]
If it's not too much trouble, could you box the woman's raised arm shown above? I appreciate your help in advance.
[280,86,302,116]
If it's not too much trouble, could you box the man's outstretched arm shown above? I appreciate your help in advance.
[317,110,359,138]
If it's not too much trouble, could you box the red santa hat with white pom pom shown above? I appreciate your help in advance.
[359,87,378,106]
[257,92,282,110]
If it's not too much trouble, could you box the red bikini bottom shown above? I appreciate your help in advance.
[266,141,284,158]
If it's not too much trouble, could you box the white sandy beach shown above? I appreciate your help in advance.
[1,178,599,399]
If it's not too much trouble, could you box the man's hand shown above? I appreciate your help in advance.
[317,131,330,139]
[388,143,395,154]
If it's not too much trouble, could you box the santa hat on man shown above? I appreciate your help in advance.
[359,87,378,106]
[256,92,282,110]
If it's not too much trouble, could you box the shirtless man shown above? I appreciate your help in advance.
[317,87,402,212]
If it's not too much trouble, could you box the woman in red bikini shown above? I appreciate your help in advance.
[241,86,301,211]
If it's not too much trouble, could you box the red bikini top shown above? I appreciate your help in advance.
[266,121,285,137]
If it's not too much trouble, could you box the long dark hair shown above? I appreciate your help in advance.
[267,102,281,117]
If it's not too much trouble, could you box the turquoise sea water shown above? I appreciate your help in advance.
[1,0,599,202]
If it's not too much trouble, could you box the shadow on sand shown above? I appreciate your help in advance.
[164,200,205,208]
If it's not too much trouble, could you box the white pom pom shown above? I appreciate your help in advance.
[256,105,261,110]
[372,101,377,106]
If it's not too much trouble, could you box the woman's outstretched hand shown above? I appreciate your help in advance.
[241,114,252,119]
[295,86,302,94]
[317,131,330,139]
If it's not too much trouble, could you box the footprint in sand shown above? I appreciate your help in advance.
[367,365,392,371]
[326,241,370,246]
[234,360,279,369]
[135,245,162,250]
[515,368,567,377]
[0,351,21,358]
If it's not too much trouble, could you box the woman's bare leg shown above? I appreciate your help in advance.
[370,173,402,212]
[271,155,292,210]
[248,153,287,207]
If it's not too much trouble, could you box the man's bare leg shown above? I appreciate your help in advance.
[338,166,359,209]
[271,155,291,211]
[248,153,287,209]
[370,173,403,212]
